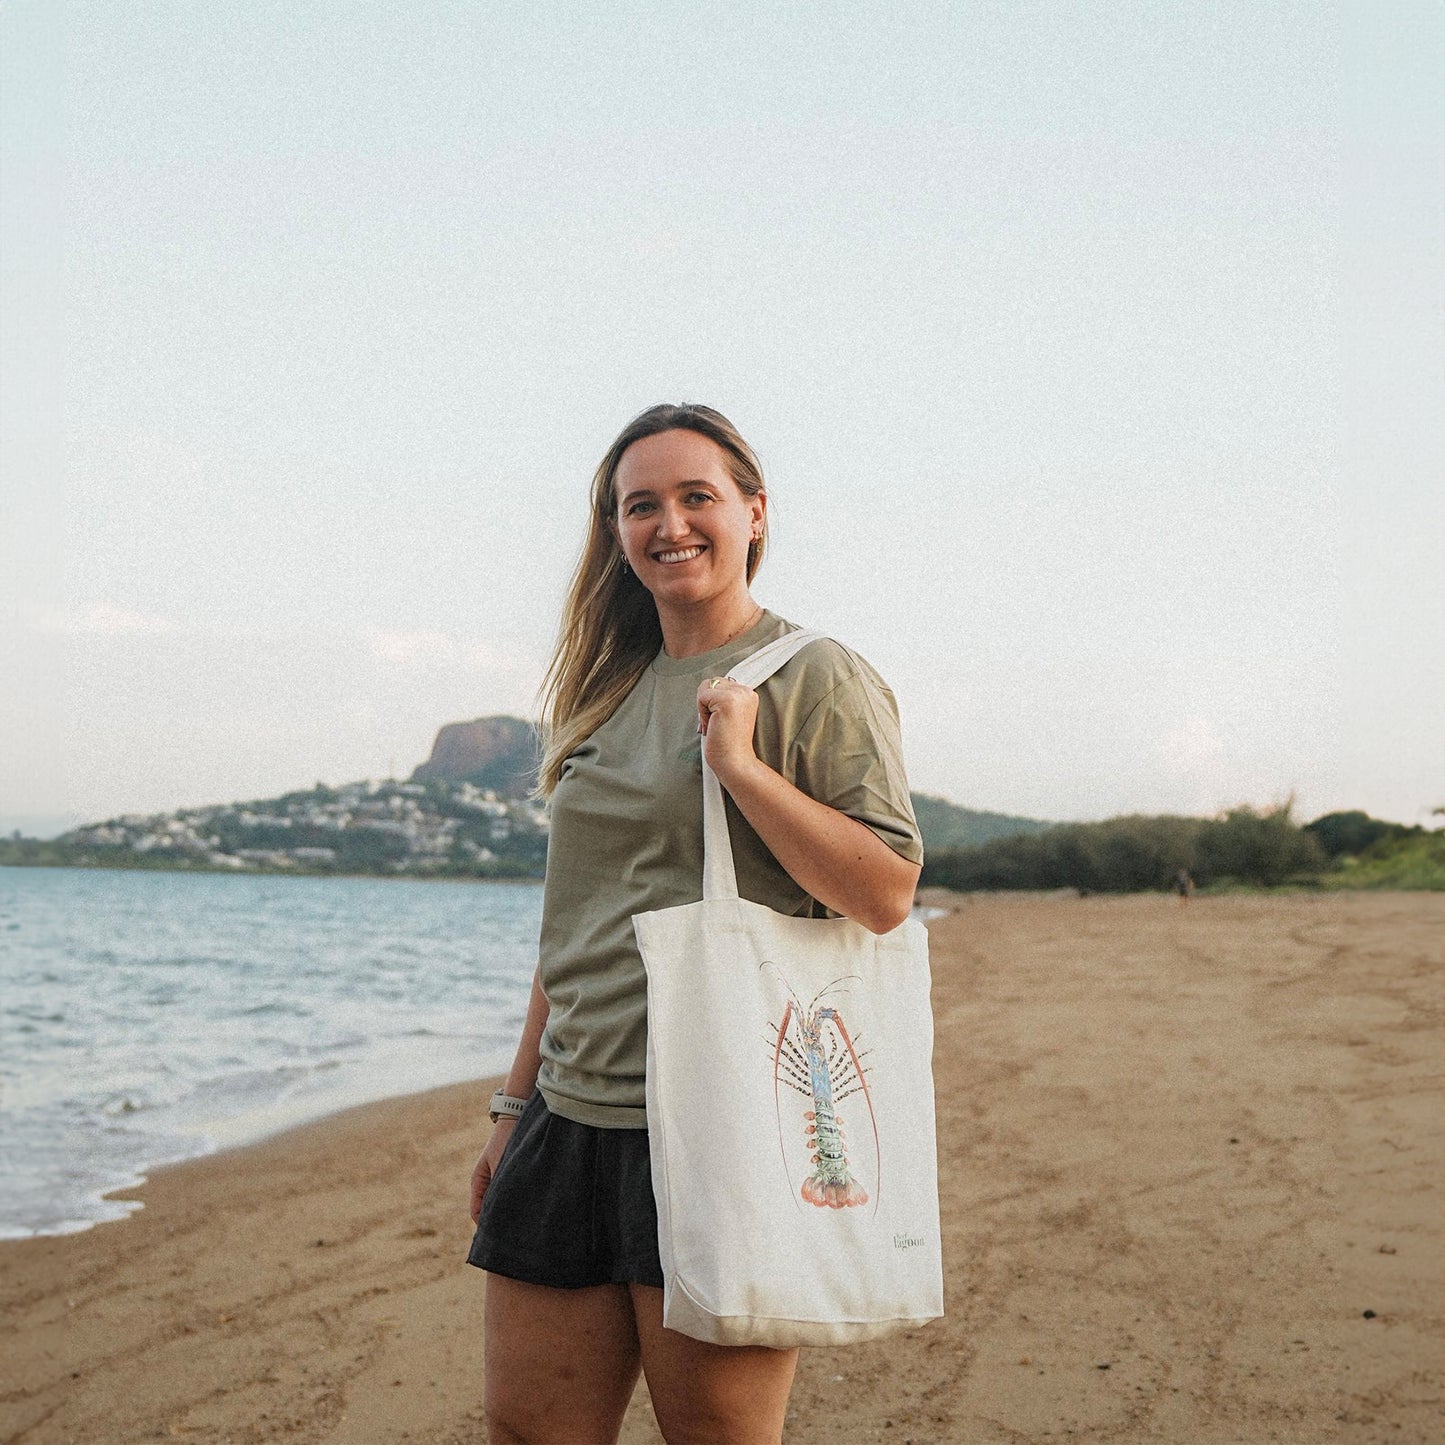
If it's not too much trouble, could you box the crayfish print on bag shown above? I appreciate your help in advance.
[763,966,881,1215]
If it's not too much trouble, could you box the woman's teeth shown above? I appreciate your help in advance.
[655,546,705,563]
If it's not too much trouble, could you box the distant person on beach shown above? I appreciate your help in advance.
[1175,868,1195,905]
[465,403,924,1443]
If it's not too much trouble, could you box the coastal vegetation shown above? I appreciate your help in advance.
[919,803,1445,894]
[1307,811,1445,892]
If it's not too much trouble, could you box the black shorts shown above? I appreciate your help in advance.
[466,1089,665,1290]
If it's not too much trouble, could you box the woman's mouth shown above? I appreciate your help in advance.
[653,545,706,564]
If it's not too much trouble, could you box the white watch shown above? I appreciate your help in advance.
[489,1090,529,1124]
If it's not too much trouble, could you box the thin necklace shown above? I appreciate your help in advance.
[663,602,764,660]
[721,603,763,647]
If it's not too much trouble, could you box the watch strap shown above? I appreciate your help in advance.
[489,1090,529,1123]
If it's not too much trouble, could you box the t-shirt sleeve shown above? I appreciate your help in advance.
[783,650,925,867]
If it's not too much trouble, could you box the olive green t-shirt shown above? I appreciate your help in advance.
[535,609,923,1128]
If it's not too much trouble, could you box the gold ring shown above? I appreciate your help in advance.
[706,676,730,688]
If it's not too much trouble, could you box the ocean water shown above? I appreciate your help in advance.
[0,867,541,1239]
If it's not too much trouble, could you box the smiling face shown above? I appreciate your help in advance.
[611,428,766,618]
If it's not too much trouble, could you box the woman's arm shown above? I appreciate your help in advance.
[502,964,549,1100]
[470,965,549,1222]
[699,680,922,934]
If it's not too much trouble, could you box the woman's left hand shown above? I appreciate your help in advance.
[697,676,761,783]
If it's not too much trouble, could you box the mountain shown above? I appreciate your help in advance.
[410,717,540,797]
[909,792,1051,849]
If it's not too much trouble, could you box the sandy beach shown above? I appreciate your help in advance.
[2,890,1440,1444]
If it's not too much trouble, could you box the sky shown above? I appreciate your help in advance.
[1,1,1441,837]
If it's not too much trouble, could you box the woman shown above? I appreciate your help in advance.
[468,403,923,1444]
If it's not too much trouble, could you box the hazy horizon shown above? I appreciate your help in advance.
[3,3,1441,836]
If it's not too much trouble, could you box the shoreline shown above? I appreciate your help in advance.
[0,1069,514,1245]
[3,892,1441,1443]
[101,1071,506,1223]
[0,858,547,884]
[0,865,542,1243]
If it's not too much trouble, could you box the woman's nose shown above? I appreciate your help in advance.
[654,505,690,539]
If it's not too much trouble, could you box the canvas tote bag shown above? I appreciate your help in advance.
[633,628,944,1348]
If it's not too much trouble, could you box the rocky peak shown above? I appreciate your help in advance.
[410,716,540,798]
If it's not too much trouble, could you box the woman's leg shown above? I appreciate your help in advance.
[484,1275,642,1444]
[628,1283,799,1445]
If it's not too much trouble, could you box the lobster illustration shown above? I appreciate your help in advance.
[764,967,881,1215]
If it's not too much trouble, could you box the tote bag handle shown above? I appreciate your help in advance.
[700,629,827,903]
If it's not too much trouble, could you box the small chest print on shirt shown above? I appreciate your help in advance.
[893,1232,926,1251]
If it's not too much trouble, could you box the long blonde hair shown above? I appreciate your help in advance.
[535,403,769,797]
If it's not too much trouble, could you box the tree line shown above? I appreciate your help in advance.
[918,804,1445,893]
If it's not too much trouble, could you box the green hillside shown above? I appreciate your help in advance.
[909,793,1050,849]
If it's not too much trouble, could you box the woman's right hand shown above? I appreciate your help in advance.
[470,1117,518,1224]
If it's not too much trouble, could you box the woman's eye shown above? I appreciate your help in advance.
[686,491,712,504]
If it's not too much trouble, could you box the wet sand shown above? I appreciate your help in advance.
[2,891,1441,1443]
